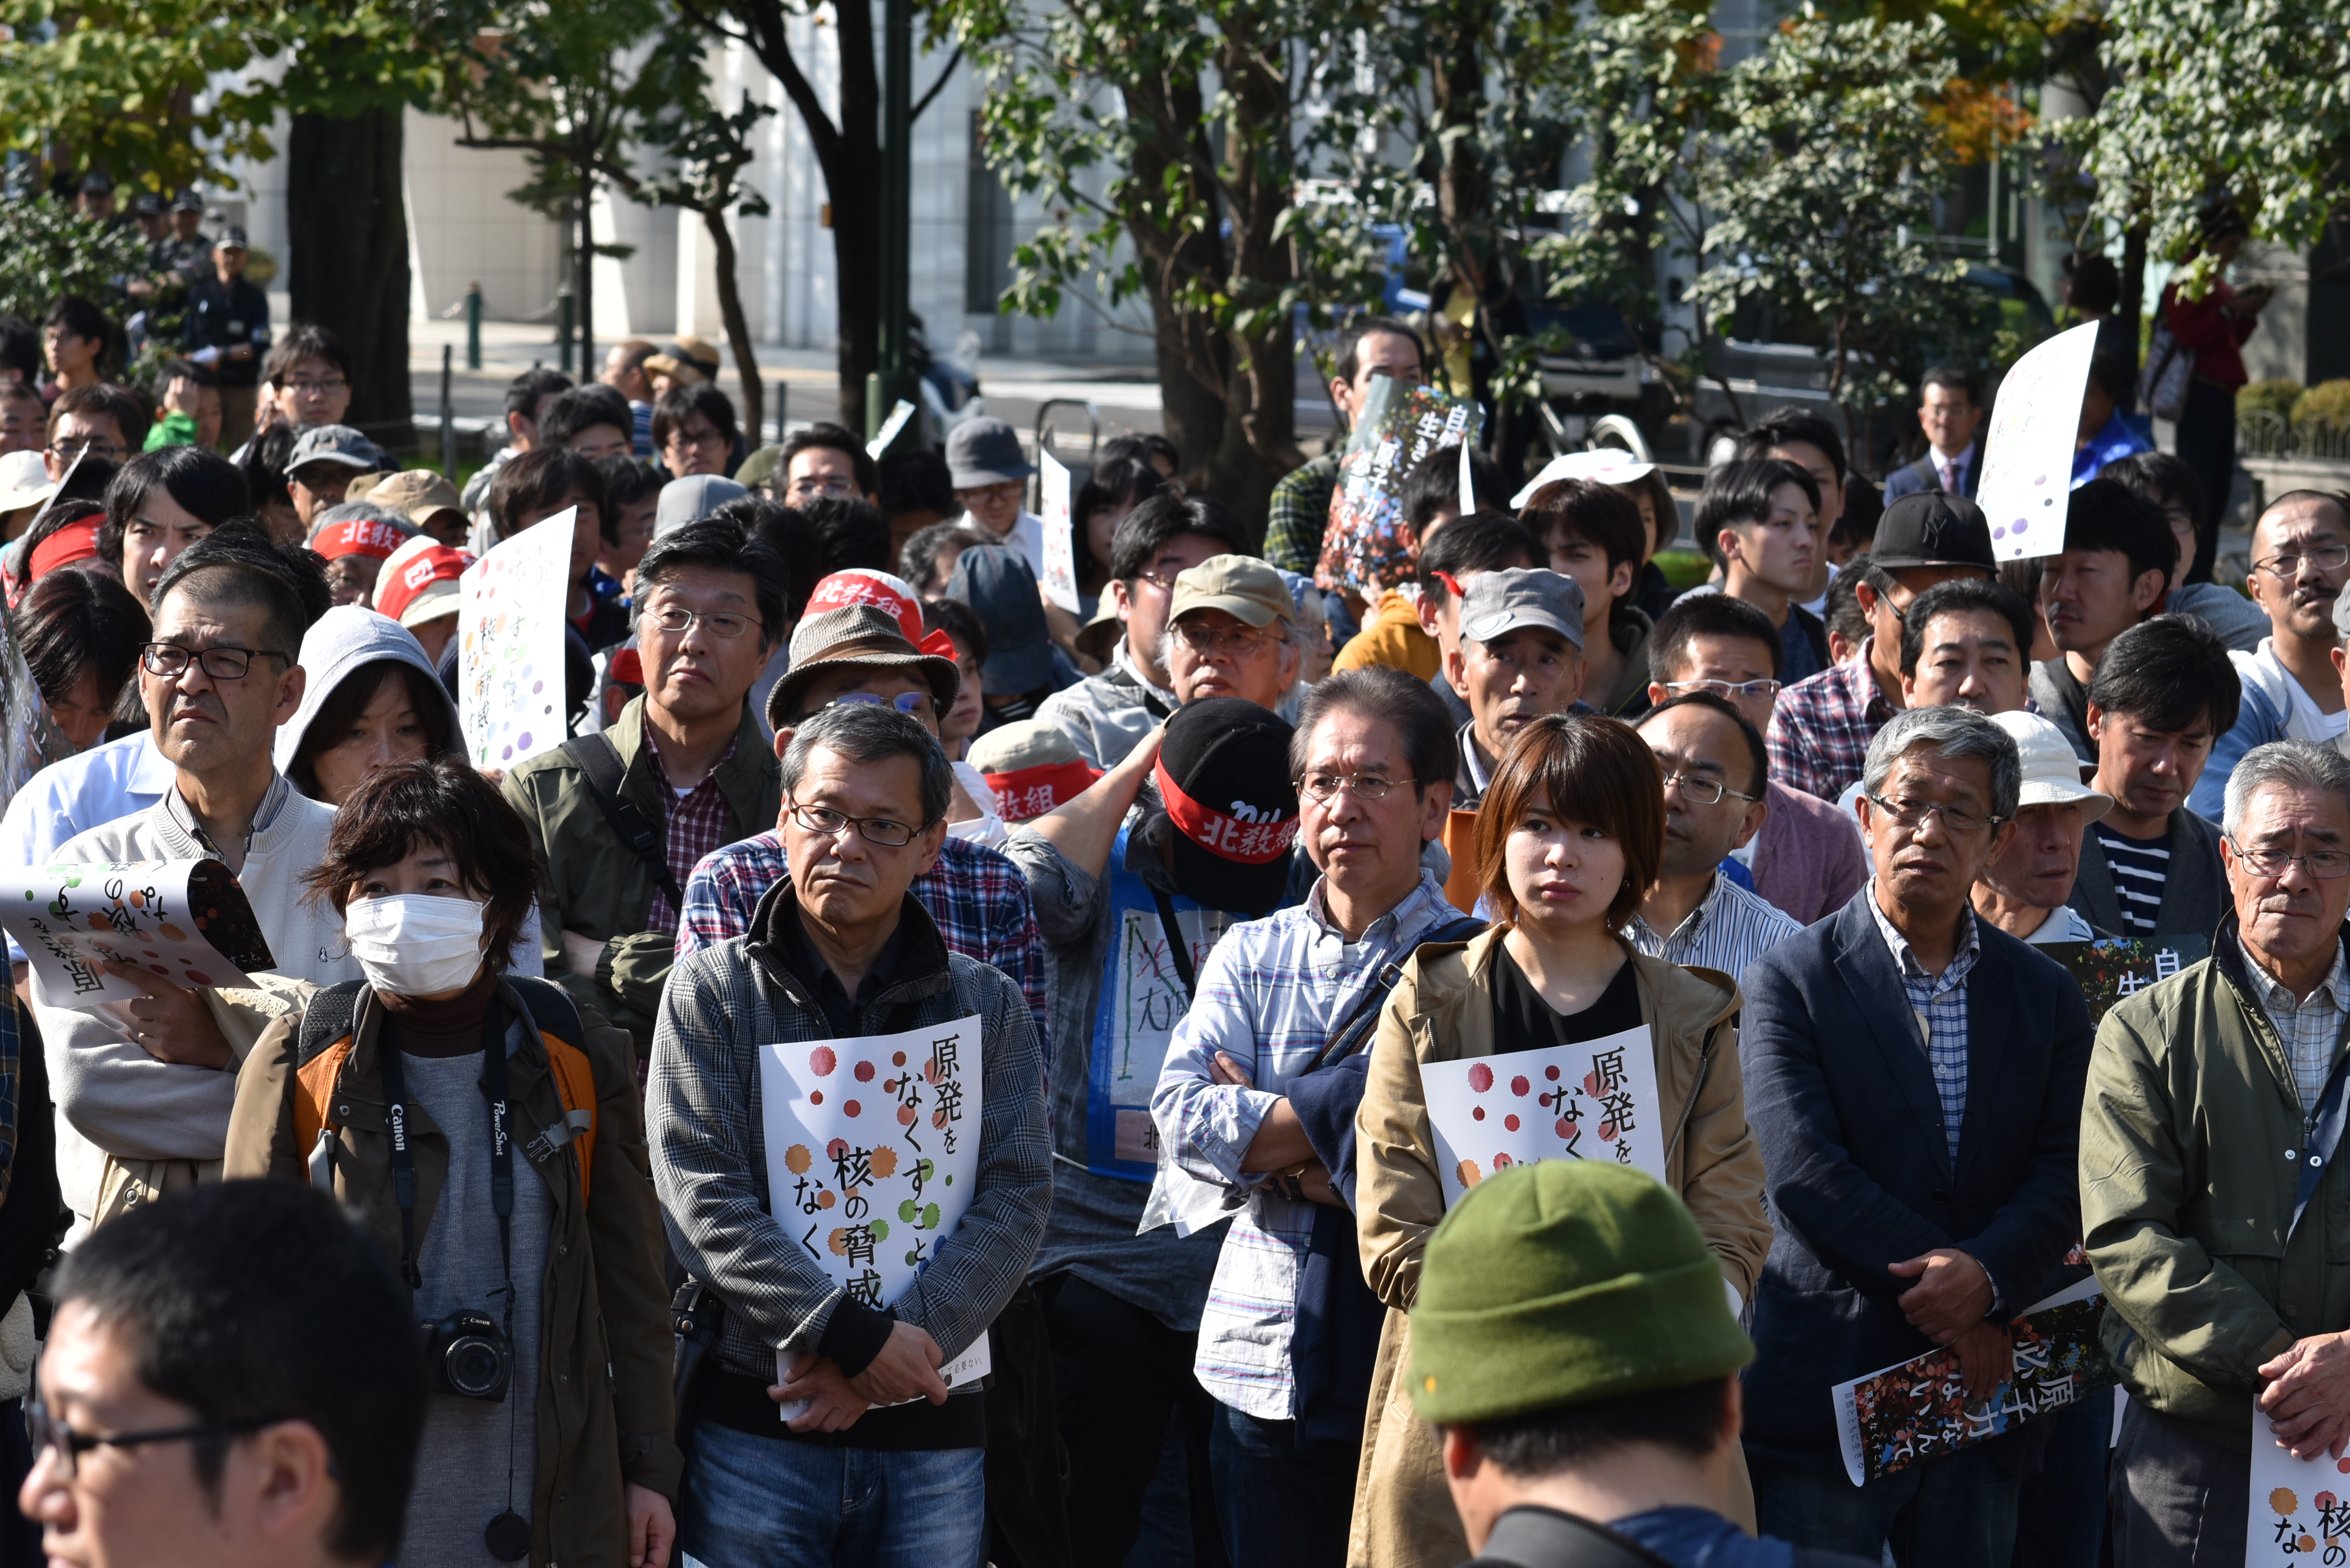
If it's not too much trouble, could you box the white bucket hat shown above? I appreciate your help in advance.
[1990,709,2113,823]
[0,449,57,515]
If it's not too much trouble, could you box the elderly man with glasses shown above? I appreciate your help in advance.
[501,515,785,1054]
[2087,740,2350,1566]
[1738,705,2093,1567]
[2188,491,2350,818]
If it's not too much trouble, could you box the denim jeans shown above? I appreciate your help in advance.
[1747,1426,2043,1568]
[1207,1403,1356,1568]
[678,1422,986,1568]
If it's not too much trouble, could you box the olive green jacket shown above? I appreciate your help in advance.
[500,698,780,1045]
[2082,917,2350,1454]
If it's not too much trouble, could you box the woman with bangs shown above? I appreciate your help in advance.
[1347,712,1772,1568]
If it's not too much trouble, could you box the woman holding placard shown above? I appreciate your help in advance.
[224,757,677,1568]
[1347,713,1771,1568]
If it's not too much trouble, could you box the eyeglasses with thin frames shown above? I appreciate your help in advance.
[2225,837,2350,880]
[2252,543,2350,581]
[1662,771,1760,807]
[641,606,763,639]
[786,802,930,848]
[1861,793,2004,836]
[1170,621,1277,658]
[1662,678,1782,701]
[1297,771,1414,803]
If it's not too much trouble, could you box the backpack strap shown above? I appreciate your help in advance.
[1468,1507,1676,1568]
[508,976,600,1199]
[559,732,683,905]
[291,980,369,1163]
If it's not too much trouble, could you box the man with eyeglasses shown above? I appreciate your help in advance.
[19,1181,426,1568]
[501,516,784,1052]
[1148,666,1467,1564]
[654,384,741,481]
[1630,692,1801,974]
[2068,615,2240,940]
[42,383,146,484]
[775,422,879,505]
[946,417,1045,575]
[2085,739,2350,1566]
[1768,492,1997,804]
[650,701,1050,1568]
[2189,491,2350,818]
[1165,554,1303,713]
[1739,705,2092,1566]
[29,524,352,1239]
[1645,594,1867,926]
[1036,491,1253,767]
[258,325,355,438]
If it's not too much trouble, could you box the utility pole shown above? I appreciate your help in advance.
[866,0,920,457]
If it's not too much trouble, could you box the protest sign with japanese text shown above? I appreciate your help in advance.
[758,1014,989,1416]
[1978,321,2101,562]
[457,507,572,771]
[1419,1024,1665,1205]
[2042,935,2210,1025]
[2247,1405,2350,1566]
[1039,451,1079,613]
[1833,1275,2113,1486]
[1316,378,1482,596]
[0,859,274,1013]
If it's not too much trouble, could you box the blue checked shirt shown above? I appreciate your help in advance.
[1863,882,1980,1164]
[675,830,1050,1051]
[1628,872,1803,977]
[1150,870,1464,1419]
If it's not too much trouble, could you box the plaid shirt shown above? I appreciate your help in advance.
[1150,871,1463,1417]
[677,830,1050,1050]
[642,733,739,933]
[1263,453,1341,576]
[1864,882,1980,1163]
[1766,639,1896,802]
[2237,934,2350,1114]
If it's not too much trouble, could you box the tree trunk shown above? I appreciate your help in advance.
[2119,217,2150,379]
[704,206,765,441]
[1207,18,1299,535]
[286,108,412,447]
[829,0,884,430]
[1122,72,1228,488]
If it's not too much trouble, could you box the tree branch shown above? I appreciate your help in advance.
[911,43,963,124]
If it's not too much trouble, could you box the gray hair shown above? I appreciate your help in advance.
[1858,705,2022,821]
[779,702,952,827]
[2222,740,2350,836]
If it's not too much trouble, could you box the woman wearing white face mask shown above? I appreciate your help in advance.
[225,757,680,1568]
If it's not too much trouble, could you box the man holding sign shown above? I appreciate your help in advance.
[650,702,1048,1565]
[1738,707,2092,1566]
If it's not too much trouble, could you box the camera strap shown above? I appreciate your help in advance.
[374,1004,517,1302]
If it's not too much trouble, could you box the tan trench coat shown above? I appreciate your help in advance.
[1348,932,1771,1568]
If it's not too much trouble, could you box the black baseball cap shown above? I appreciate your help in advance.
[1150,697,1300,917]
[1872,491,1997,572]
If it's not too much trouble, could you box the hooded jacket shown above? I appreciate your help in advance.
[273,604,465,785]
[1349,932,1770,1567]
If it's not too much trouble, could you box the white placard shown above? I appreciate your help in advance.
[1978,321,2102,562]
[1039,451,1079,613]
[457,507,573,771]
[2248,1403,2350,1564]
[866,399,917,459]
[1418,1024,1665,1205]
[0,859,275,1014]
[759,1014,987,1421]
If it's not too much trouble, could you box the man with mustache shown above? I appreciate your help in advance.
[29,523,355,1239]
[2068,616,2241,940]
[2189,491,2350,817]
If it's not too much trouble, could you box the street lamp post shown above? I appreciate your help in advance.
[866,0,920,457]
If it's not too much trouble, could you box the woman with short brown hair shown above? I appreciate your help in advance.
[1349,713,1771,1567]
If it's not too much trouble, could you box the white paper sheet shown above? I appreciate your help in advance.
[759,1014,987,1421]
[1977,320,2102,562]
[1039,451,1079,613]
[0,859,275,1015]
[1418,1024,1665,1206]
[2247,1401,2350,1564]
[457,506,573,771]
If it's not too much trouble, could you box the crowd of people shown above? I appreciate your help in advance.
[0,221,2331,1568]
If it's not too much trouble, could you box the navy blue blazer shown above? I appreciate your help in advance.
[1880,449,1981,506]
[1736,892,2091,1467]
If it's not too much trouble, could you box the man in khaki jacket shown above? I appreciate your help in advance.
[2087,739,2350,1566]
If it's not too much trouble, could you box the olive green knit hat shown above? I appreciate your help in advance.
[1407,1161,1754,1426]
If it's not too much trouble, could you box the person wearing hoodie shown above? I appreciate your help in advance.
[1351,712,1770,1568]
[277,605,459,807]
[30,524,358,1239]
[226,758,678,1568]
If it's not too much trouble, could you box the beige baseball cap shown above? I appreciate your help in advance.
[366,470,467,536]
[1169,554,1296,630]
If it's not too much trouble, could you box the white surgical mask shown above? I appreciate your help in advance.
[344,893,488,997]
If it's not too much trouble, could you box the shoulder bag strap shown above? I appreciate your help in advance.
[1470,1508,1679,1568]
[559,733,683,904]
[1308,914,1488,1074]
[1150,886,1200,1002]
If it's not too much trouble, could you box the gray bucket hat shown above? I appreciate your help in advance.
[946,417,1035,489]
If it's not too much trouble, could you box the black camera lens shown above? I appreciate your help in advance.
[447,1336,504,1398]
[422,1310,511,1402]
